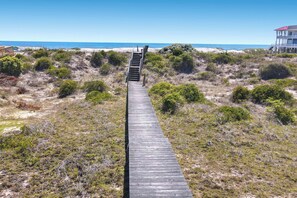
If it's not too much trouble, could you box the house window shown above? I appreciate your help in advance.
[293,39,297,44]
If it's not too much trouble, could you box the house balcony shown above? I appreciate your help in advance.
[274,44,297,48]
[277,35,297,39]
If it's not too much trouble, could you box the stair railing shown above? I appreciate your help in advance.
[127,49,134,82]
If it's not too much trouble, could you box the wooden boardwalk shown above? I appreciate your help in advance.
[127,81,192,197]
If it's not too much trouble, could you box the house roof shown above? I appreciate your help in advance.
[275,25,297,31]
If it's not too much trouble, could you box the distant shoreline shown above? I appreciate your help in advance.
[0,41,269,51]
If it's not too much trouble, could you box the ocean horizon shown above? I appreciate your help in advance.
[0,41,270,51]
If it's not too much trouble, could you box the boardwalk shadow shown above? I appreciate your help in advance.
[123,89,129,198]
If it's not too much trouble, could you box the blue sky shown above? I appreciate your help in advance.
[1,0,296,44]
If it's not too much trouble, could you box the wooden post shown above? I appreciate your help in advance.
[142,74,146,87]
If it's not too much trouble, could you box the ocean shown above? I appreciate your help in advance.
[0,41,270,51]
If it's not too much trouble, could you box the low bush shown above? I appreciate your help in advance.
[212,53,234,64]
[108,51,127,66]
[160,44,194,54]
[206,63,219,73]
[90,52,103,67]
[35,57,52,71]
[145,53,168,74]
[47,66,71,79]
[32,49,49,59]
[276,53,297,58]
[0,56,22,77]
[251,85,293,104]
[100,63,111,75]
[171,53,194,73]
[217,106,250,124]
[58,80,77,98]
[149,82,174,96]
[161,93,183,114]
[231,86,250,103]
[53,50,72,63]
[267,99,295,125]
[83,80,108,93]
[22,62,33,73]
[273,79,297,88]
[85,91,112,104]
[177,84,205,102]
[260,63,292,80]
[196,71,216,81]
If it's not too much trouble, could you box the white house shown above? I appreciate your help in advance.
[274,25,297,53]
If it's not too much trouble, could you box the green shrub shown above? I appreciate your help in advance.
[273,79,297,88]
[267,99,295,125]
[0,56,22,76]
[177,84,204,102]
[32,49,49,59]
[85,91,112,104]
[217,106,250,124]
[251,85,293,104]
[231,86,250,103]
[90,52,103,67]
[108,51,127,66]
[161,93,183,114]
[145,53,168,74]
[47,66,71,79]
[149,82,174,96]
[22,62,33,73]
[159,44,194,54]
[53,50,72,63]
[83,80,108,93]
[276,53,297,58]
[171,53,194,73]
[100,63,111,75]
[58,80,77,98]
[196,71,216,81]
[260,63,292,80]
[206,63,219,73]
[212,53,234,64]
[35,57,52,71]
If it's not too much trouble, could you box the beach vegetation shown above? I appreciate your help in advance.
[100,63,112,75]
[276,53,297,58]
[53,50,72,63]
[108,51,127,66]
[47,66,71,79]
[267,99,296,125]
[58,80,77,98]
[145,53,169,74]
[231,86,250,103]
[161,92,183,114]
[251,84,293,104]
[205,63,219,73]
[177,83,205,103]
[0,56,22,77]
[32,49,49,59]
[149,82,174,97]
[34,57,52,71]
[83,80,108,93]
[159,44,194,54]
[85,91,112,104]
[260,63,292,80]
[196,71,216,81]
[217,106,250,124]
[170,53,194,73]
[90,52,103,67]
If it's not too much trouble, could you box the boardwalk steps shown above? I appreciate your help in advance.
[127,81,192,197]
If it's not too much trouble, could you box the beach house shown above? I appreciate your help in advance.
[0,46,14,57]
[274,25,297,53]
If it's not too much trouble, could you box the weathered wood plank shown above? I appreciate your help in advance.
[128,81,192,198]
